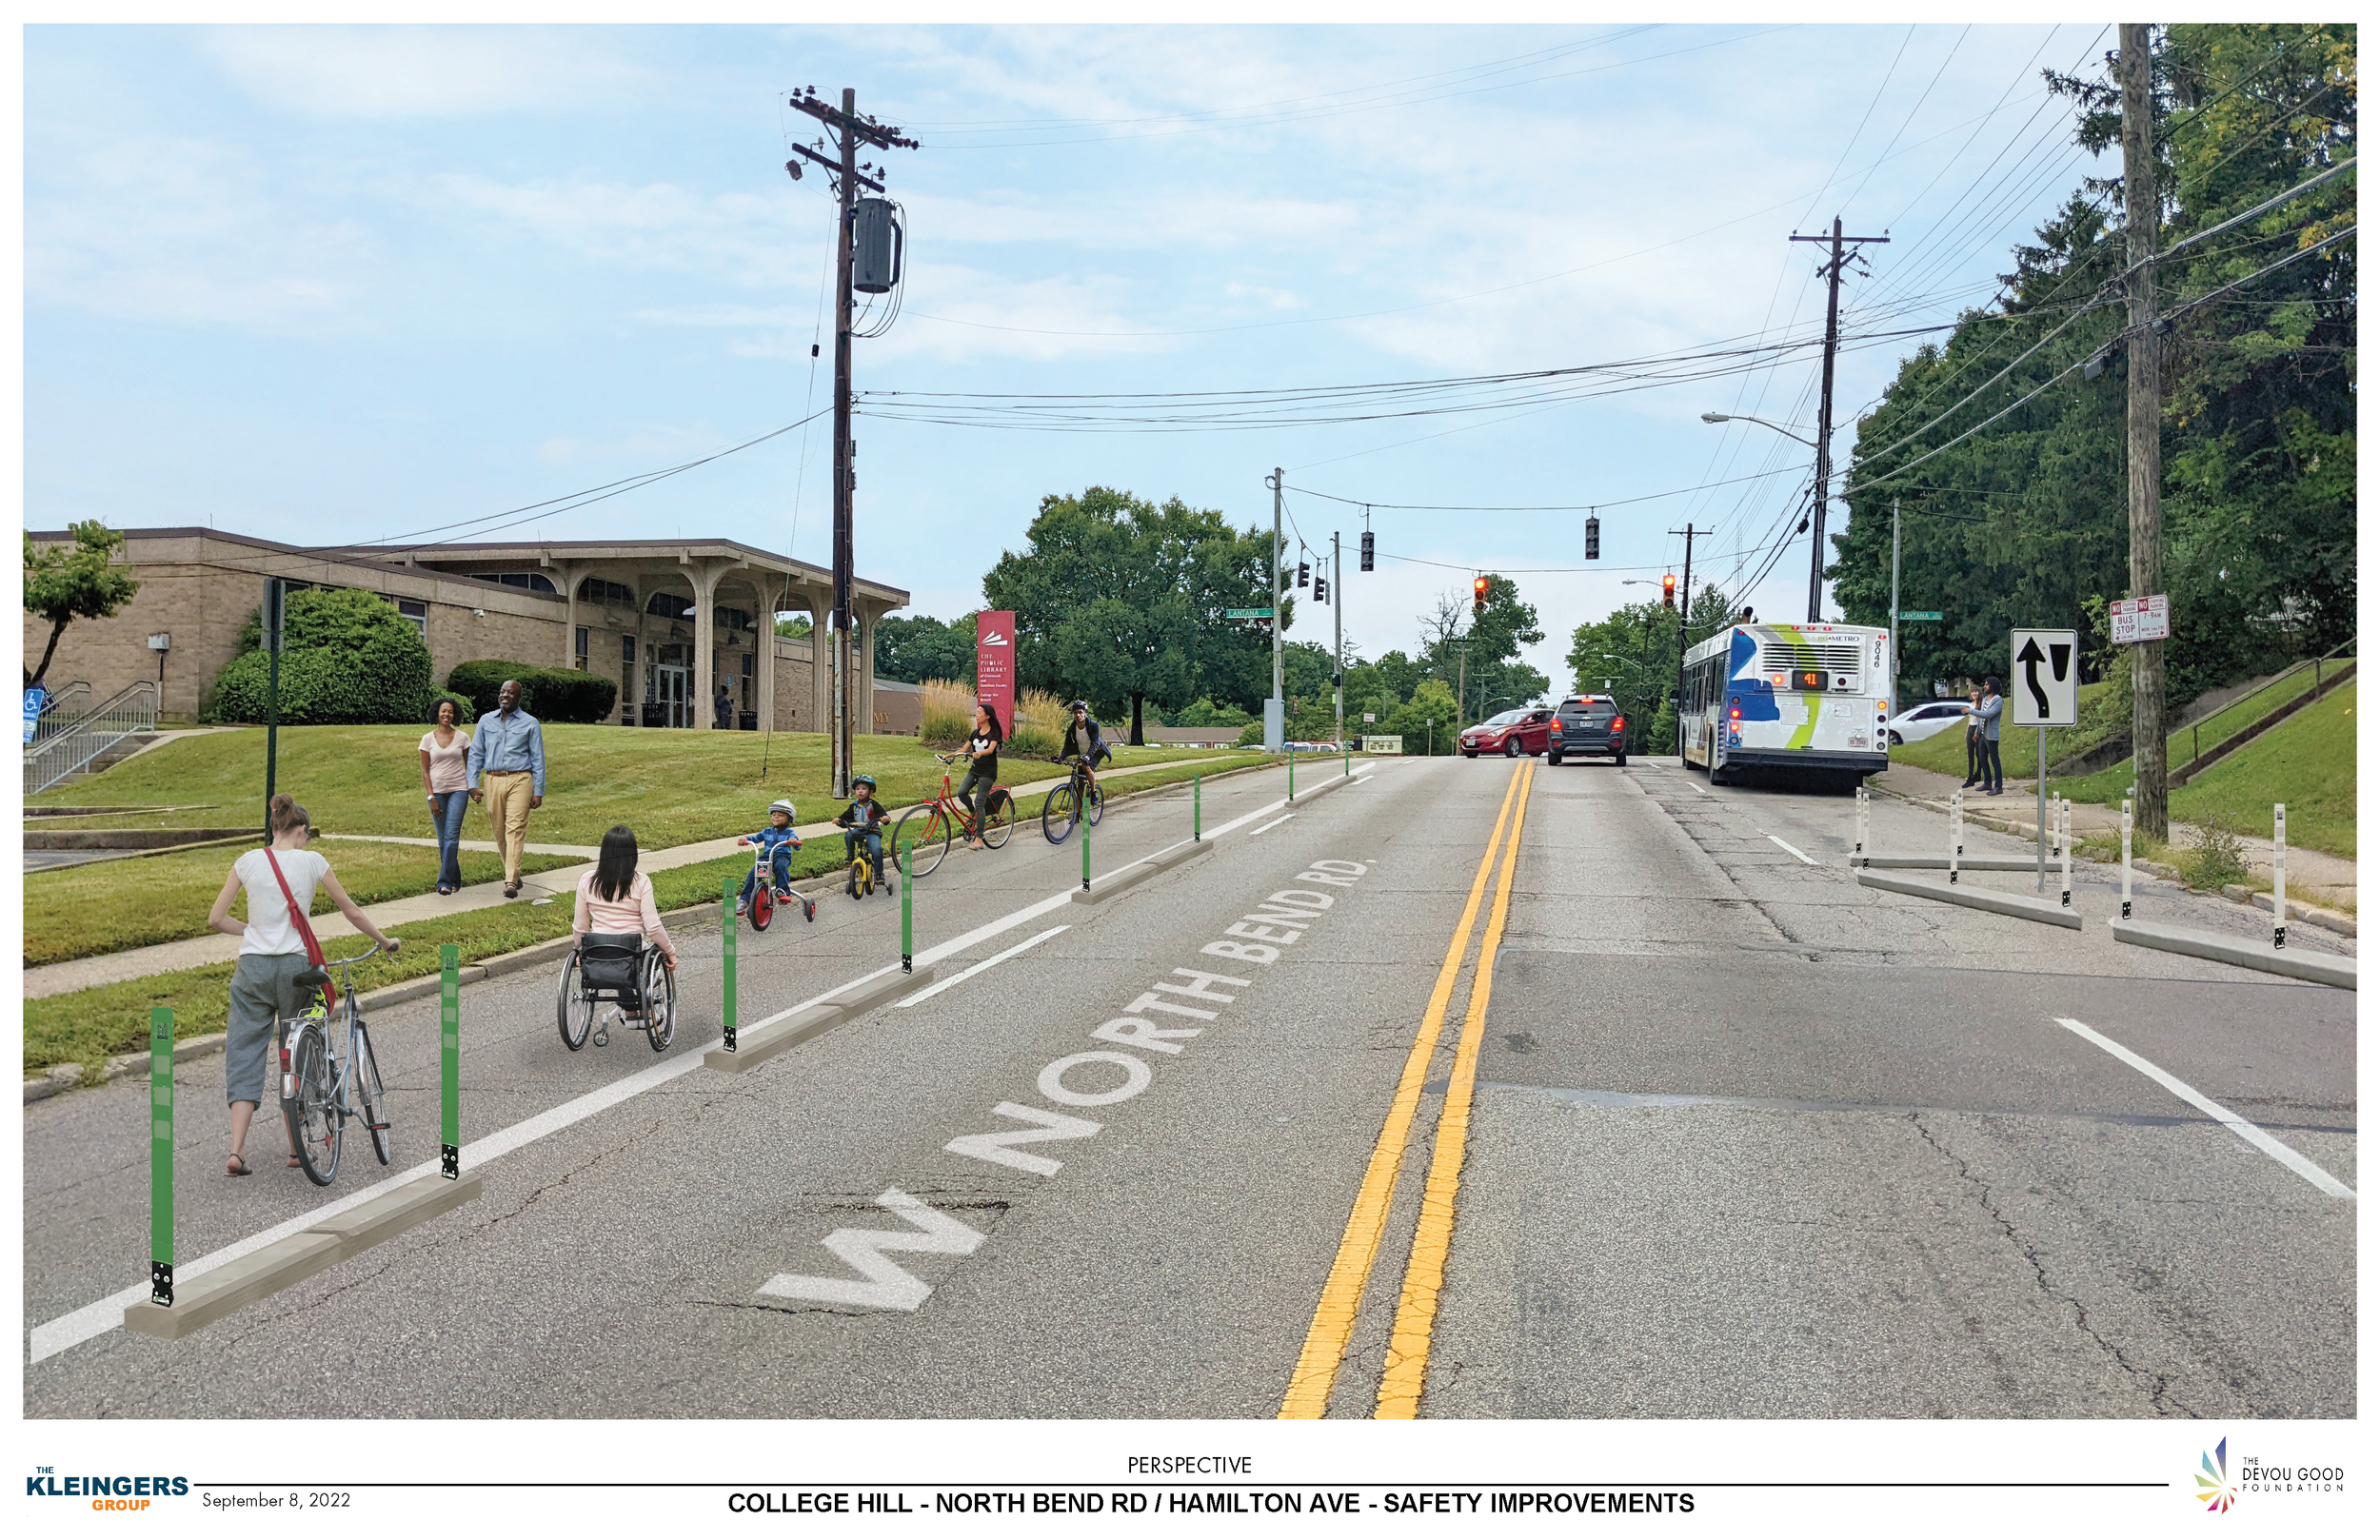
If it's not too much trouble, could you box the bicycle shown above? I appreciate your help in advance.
[893,752,1014,878]
[1041,754,1107,844]
[740,838,816,933]
[557,932,677,1053]
[278,940,399,1188]
[842,828,889,899]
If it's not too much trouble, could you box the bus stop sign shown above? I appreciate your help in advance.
[2009,629,2078,727]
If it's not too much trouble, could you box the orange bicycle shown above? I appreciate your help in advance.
[892,752,1014,877]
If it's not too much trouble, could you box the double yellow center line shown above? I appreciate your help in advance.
[1279,758,1534,1419]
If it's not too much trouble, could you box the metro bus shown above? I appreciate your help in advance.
[1677,622,1891,788]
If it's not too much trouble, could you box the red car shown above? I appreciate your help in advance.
[1459,707,1554,759]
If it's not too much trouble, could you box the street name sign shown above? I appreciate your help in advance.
[2009,628,2078,727]
[2110,594,2170,644]
[1898,610,1943,622]
[1224,608,1275,620]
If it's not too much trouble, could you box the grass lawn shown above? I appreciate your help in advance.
[21,749,1311,1078]
[1890,680,2118,778]
[2169,681,2354,859]
[26,726,1241,849]
[23,841,586,968]
[2042,662,2352,811]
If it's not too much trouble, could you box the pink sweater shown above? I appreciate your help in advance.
[572,869,675,965]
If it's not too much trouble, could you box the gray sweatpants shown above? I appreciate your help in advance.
[227,952,318,1106]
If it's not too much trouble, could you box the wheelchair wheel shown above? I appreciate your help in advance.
[558,952,593,1052]
[642,952,676,1052]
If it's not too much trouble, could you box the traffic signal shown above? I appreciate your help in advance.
[1314,576,1328,603]
[1661,573,1676,609]
[1583,517,1600,561]
[1298,561,1310,589]
[1359,530,1375,571]
[1472,575,1492,615]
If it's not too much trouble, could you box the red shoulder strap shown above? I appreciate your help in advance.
[263,848,338,1011]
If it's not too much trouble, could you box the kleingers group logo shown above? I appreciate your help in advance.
[27,1470,188,1510]
[2197,1437,2237,1513]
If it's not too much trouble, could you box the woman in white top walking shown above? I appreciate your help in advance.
[205,794,397,1176]
[420,699,473,895]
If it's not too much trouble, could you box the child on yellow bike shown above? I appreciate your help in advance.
[734,799,803,918]
[835,775,892,897]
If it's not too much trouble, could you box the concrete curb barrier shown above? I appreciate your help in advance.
[2223,884,2357,938]
[1849,854,2043,872]
[123,1171,482,1340]
[2110,918,2356,990]
[1070,838,1216,906]
[1854,868,2081,929]
[703,965,939,1074]
[1289,770,1359,806]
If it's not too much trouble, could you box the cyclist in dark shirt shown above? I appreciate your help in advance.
[836,774,891,893]
[1057,701,1112,773]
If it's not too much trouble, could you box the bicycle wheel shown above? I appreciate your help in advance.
[846,858,861,899]
[1084,781,1105,827]
[1041,783,1079,843]
[982,789,1015,849]
[895,805,951,878]
[352,1018,391,1167]
[285,1021,341,1187]
[643,952,677,1052]
[749,880,774,932]
[558,953,593,1051]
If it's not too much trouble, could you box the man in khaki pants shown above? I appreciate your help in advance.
[466,678,547,898]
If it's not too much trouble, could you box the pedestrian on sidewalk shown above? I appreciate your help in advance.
[420,698,472,895]
[715,683,735,730]
[1960,686,1984,788]
[205,794,397,1176]
[1973,676,2005,795]
[467,678,545,898]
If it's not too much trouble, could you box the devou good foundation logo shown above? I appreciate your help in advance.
[2195,1438,2236,1512]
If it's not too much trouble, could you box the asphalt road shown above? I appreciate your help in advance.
[24,754,2354,1418]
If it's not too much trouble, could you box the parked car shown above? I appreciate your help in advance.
[1458,707,1553,759]
[1884,699,1972,745]
[1546,694,1627,766]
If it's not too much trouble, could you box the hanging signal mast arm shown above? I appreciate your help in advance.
[787,92,921,151]
[786,141,883,190]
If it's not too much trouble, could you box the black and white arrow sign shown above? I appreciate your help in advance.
[2008,628,2078,726]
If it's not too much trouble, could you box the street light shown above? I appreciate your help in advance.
[1702,410,1824,620]
[1699,411,1817,447]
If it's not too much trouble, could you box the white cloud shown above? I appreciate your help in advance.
[200,25,651,119]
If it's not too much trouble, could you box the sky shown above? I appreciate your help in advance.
[23,20,2122,701]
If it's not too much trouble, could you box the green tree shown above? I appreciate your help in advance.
[874,613,977,684]
[983,486,1285,744]
[22,522,140,689]
[1385,678,1460,755]
[775,614,812,640]
[208,587,437,725]
[1419,577,1548,722]
[1565,583,1734,754]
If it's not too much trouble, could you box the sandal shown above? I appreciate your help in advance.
[228,1154,253,1177]
[288,1154,303,1169]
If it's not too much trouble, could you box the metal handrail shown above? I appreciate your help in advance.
[25,680,159,797]
[2174,635,2355,766]
[26,681,92,746]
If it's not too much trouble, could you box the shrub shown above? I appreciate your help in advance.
[205,589,434,725]
[917,679,976,745]
[446,661,618,724]
[1235,721,1264,747]
[1007,688,1063,758]
[2181,820,2251,890]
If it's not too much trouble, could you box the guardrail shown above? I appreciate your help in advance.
[25,680,159,797]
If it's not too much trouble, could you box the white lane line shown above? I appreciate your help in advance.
[30,776,1319,1364]
[1764,833,1819,866]
[893,926,1069,1008]
[2053,1017,2356,1199]
[1247,813,1297,837]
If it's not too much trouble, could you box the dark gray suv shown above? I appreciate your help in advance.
[1546,694,1627,766]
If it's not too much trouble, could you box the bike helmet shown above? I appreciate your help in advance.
[850,774,877,792]
[1069,700,1090,712]
[768,798,797,819]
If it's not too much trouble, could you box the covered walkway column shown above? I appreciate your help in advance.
[549,562,588,671]
[687,557,717,730]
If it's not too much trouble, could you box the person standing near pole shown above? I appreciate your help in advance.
[1973,677,2005,796]
[1960,686,1983,789]
[467,678,546,898]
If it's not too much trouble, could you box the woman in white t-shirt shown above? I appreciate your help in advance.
[420,698,473,895]
[204,794,397,1177]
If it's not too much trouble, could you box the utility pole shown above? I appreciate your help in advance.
[788,86,918,797]
[1669,525,1703,749]
[1790,217,1889,623]
[1267,468,1284,751]
[1332,531,1344,749]
[2121,24,2169,841]
[1888,498,1901,718]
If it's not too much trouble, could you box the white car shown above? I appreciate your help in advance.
[1885,700,1973,745]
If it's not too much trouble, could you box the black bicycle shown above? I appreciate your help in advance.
[1041,755,1106,843]
[279,941,398,1187]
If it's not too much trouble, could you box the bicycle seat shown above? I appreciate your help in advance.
[293,967,329,990]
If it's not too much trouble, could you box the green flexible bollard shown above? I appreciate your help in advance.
[902,839,915,973]
[149,1007,173,1306]
[1289,749,1295,802]
[440,943,460,1177]
[721,877,738,1052]
[1082,826,1091,892]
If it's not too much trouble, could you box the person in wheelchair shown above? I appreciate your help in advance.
[571,825,676,1038]
[835,774,892,896]
[735,799,803,917]
[1056,700,1112,776]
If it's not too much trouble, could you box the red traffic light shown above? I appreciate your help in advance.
[1472,575,1492,614]
[1661,573,1677,609]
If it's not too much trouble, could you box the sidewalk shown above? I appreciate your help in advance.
[21,754,1240,1000]
[1870,761,2355,912]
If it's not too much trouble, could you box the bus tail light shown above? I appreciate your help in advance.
[1729,707,1741,721]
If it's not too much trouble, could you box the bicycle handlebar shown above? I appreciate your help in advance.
[327,939,395,966]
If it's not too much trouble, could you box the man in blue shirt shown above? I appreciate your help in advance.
[466,678,546,897]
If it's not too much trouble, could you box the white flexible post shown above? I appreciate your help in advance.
[1950,787,1962,885]
[2120,799,2132,919]
[2058,797,2072,908]
[2273,802,2288,950]
[1854,785,1865,858]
